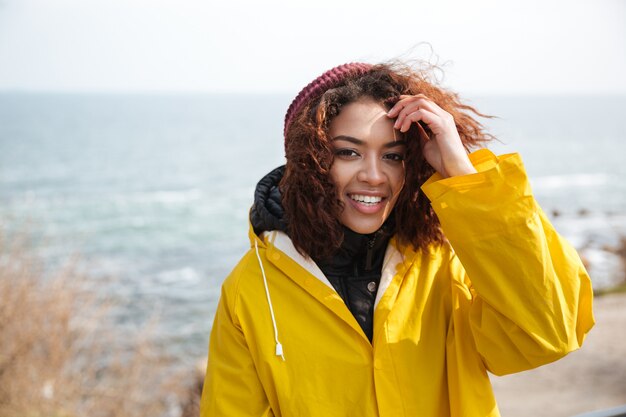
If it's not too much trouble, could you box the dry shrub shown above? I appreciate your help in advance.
[0,227,187,417]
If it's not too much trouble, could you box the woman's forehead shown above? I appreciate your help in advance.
[328,99,396,141]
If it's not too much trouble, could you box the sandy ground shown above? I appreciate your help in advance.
[491,292,626,417]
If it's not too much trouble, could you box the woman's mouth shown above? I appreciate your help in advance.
[347,193,387,214]
[349,194,383,206]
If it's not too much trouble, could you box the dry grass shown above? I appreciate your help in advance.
[0,227,188,417]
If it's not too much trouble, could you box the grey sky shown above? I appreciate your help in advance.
[0,0,624,94]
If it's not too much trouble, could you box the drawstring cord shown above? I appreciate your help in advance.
[254,239,285,361]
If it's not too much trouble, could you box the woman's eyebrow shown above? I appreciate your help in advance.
[331,135,407,148]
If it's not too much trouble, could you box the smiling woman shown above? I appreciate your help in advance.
[200,61,595,417]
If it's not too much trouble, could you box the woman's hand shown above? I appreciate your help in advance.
[387,94,476,178]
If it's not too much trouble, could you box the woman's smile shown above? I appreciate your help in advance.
[346,192,386,213]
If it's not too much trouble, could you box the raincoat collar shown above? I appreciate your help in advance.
[249,223,411,346]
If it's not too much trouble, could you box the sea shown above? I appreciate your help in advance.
[1,93,625,364]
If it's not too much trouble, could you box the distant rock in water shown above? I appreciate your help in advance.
[550,210,626,292]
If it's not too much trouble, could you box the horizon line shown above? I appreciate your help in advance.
[1,89,626,98]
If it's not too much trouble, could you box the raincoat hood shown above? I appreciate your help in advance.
[250,165,288,236]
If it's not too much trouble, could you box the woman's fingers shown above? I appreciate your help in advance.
[388,96,448,133]
[387,94,476,178]
[387,96,418,118]
[387,94,438,116]
[397,109,439,133]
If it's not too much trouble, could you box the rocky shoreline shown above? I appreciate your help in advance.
[550,210,626,292]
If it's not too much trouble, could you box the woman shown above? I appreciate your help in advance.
[200,62,595,417]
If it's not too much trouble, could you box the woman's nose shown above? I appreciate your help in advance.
[357,158,385,185]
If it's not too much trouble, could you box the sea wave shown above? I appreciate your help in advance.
[156,266,200,285]
[113,189,203,206]
[531,173,611,190]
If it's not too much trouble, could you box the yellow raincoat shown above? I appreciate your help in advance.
[201,149,595,417]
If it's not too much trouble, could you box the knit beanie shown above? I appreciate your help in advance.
[283,62,373,138]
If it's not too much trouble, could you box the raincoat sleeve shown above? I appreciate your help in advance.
[200,259,274,417]
[421,149,595,376]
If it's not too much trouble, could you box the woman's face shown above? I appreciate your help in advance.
[328,97,406,235]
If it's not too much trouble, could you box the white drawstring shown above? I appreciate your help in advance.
[254,239,285,361]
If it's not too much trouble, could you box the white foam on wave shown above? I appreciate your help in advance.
[157,267,200,285]
[551,212,626,247]
[146,189,203,204]
[114,189,203,206]
[531,173,610,190]
[578,247,624,290]
[550,212,626,290]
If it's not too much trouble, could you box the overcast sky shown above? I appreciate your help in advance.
[0,0,624,95]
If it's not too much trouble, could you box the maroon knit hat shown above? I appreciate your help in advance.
[283,62,373,138]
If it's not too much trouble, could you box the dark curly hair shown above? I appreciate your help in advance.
[281,61,495,260]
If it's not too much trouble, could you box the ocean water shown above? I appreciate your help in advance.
[1,93,625,361]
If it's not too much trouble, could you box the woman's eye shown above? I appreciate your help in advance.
[335,149,359,158]
[384,153,405,162]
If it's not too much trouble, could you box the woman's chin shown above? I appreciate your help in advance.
[339,212,388,235]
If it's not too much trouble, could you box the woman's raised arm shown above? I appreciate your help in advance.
[422,149,595,376]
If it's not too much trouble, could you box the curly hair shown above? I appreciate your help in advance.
[281,61,495,260]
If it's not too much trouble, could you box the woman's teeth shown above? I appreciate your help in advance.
[349,194,382,205]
